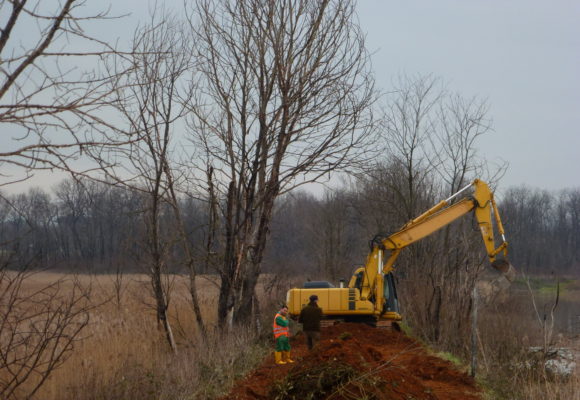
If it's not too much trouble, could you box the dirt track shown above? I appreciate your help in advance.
[222,323,481,400]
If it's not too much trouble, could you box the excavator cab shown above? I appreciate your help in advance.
[382,273,399,314]
[348,268,400,317]
[352,270,364,293]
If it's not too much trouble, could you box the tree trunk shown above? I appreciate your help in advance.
[234,267,261,324]
[430,285,442,343]
[152,268,177,353]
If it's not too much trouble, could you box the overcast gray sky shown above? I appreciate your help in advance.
[357,0,580,191]
[4,1,579,194]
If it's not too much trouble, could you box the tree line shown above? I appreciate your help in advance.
[2,176,578,277]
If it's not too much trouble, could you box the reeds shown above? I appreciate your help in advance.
[6,272,579,400]
[23,273,271,400]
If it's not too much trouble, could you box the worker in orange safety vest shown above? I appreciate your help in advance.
[273,305,294,365]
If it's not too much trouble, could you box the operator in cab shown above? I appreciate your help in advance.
[299,294,322,350]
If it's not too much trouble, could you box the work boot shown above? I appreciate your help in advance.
[283,351,295,363]
[275,351,286,365]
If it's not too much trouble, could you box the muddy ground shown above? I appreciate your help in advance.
[221,322,481,400]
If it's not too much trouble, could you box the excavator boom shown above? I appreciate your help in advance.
[287,179,515,323]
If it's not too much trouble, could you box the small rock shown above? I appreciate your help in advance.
[526,347,576,379]
[545,358,576,378]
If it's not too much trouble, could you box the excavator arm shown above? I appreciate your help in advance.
[358,179,513,313]
[287,179,515,323]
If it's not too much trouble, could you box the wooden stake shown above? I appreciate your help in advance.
[471,285,478,377]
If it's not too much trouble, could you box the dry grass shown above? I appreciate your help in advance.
[477,285,580,400]
[12,272,279,400]
[5,273,579,399]
[398,274,580,400]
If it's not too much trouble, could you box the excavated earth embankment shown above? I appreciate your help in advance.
[222,322,481,400]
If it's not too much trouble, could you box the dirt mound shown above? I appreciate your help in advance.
[221,323,481,400]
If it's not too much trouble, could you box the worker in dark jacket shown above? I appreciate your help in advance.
[298,294,323,350]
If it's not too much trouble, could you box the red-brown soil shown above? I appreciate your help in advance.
[222,322,481,400]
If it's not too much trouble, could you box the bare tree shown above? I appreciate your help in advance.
[524,272,560,353]
[263,191,320,278]
[368,74,503,348]
[500,186,553,271]
[380,75,443,220]
[0,249,91,399]
[187,0,377,326]
[425,93,497,346]
[0,0,133,187]
[566,190,580,268]
[54,179,92,261]
[89,9,206,349]
[429,94,501,192]
[311,190,357,282]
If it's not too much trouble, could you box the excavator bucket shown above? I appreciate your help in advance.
[476,259,517,305]
[491,259,516,282]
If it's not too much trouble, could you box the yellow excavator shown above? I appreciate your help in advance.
[287,179,516,325]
